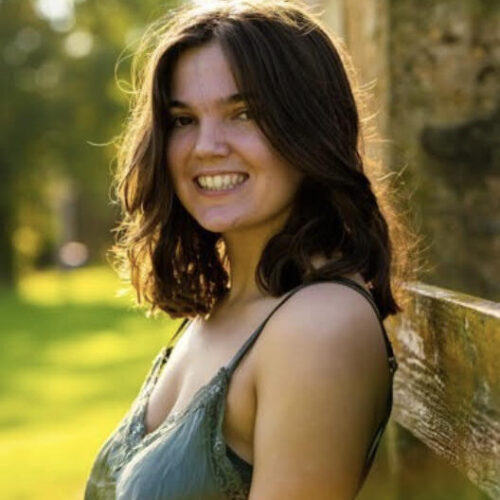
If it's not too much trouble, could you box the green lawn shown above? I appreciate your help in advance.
[0,266,181,500]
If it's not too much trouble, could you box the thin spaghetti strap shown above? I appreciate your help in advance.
[165,317,191,353]
[326,276,381,319]
[225,282,310,375]
[136,342,174,397]
[326,276,399,375]
[140,319,192,391]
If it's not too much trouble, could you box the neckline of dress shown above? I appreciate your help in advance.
[131,349,255,478]
[135,347,230,442]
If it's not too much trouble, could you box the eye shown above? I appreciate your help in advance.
[171,115,194,128]
[235,109,252,121]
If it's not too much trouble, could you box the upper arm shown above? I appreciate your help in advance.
[249,283,391,500]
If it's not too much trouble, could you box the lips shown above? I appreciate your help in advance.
[192,171,250,195]
[192,171,249,181]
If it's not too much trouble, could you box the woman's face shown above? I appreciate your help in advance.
[166,41,303,235]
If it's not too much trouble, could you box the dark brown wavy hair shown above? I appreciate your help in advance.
[110,0,421,320]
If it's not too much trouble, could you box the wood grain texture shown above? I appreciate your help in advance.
[386,282,500,499]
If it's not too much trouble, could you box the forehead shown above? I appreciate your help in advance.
[169,41,240,104]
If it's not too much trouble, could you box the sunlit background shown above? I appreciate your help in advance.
[1,0,498,498]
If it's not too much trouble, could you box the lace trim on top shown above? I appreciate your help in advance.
[108,349,168,477]
[122,346,251,500]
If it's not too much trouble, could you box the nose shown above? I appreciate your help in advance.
[193,118,230,159]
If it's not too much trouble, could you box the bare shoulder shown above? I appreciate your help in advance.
[249,281,392,499]
[255,280,390,389]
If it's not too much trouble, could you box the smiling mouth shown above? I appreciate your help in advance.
[194,173,249,191]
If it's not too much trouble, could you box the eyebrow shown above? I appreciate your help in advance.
[168,92,249,109]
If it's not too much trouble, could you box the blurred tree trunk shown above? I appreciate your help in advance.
[0,162,14,285]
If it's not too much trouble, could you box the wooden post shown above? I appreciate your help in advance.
[386,283,500,499]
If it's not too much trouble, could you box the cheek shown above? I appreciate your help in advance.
[166,134,190,188]
[166,136,180,170]
[238,134,303,201]
[275,171,303,204]
[270,165,304,210]
[167,130,193,166]
[259,151,303,194]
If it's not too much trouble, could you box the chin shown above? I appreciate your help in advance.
[196,213,252,234]
[198,220,238,234]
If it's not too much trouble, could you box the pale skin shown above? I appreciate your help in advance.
[145,41,392,499]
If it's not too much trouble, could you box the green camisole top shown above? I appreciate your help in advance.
[83,277,399,500]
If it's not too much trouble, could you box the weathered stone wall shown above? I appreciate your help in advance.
[318,0,500,301]
[388,0,500,301]
[318,0,391,166]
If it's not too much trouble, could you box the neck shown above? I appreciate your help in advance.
[221,229,277,308]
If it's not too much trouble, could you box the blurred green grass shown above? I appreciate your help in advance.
[0,266,181,500]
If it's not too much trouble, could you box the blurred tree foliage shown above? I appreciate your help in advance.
[0,0,178,285]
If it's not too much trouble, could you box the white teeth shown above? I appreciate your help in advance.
[196,173,247,191]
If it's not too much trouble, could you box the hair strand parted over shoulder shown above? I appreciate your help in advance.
[109,0,422,320]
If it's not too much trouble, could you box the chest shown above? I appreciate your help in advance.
[144,319,263,465]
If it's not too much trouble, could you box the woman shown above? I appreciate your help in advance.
[85,1,416,498]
